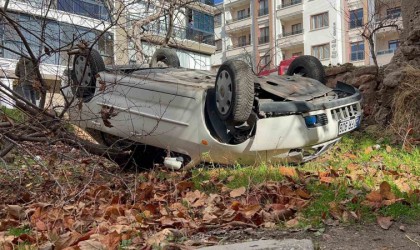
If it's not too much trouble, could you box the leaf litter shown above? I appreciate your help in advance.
[1,135,419,249]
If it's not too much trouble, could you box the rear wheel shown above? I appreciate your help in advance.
[150,48,180,68]
[286,55,326,84]
[72,49,105,101]
[215,60,254,124]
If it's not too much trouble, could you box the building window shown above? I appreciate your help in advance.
[291,23,303,35]
[388,40,400,51]
[312,43,330,60]
[387,7,401,19]
[214,13,222,27]
[57,0,110,21]
[215,39,222,51]
[350,41,364,61]
[238,35,248,47]
[349,8,363,29]
[260,54,270,70]
[259,0,269,16]
[259,27,269,44]
[237,8,250,20]
[311,12,329,30]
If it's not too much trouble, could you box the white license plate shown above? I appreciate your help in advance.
[338,116,360,135]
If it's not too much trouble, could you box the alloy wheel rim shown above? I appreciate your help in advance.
[74,55,92,87]
[216,70,233,115]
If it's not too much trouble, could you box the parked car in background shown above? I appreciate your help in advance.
[61,48,362,169]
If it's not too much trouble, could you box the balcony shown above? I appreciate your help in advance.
[226,43,252,58]
[225,0,251,8]
[277,30,303,49]
[376,48,397,66]
[280,29,303,37]
[227,14,251,24]
[227,40,252,50]
[226,18,252,33]
[258,36,270,44]
[145,24,215,46]
[375,13,403,33]
[278,0,302,8]
[277,0,303,20]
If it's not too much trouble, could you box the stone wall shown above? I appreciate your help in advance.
[325,64,381,123]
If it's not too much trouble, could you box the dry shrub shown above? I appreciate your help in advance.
[389,66,420,146]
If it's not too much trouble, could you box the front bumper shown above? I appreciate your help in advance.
[258,82,362,113]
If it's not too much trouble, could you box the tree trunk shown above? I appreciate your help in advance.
[368,37,378,73]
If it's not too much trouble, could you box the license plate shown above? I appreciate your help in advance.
[338,116,360,135]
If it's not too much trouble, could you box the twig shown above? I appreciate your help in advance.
[4,135,66,195]
[405,235,420,248]
[0,142,15,157]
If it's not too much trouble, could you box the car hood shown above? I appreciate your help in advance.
[257,74,332,101]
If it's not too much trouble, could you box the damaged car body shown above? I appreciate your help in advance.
[61,48,362,169]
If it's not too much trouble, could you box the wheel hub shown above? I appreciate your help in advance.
[216,70,233,115]
[74,55,92,87]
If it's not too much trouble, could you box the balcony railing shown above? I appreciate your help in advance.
[377,48,397,55]
[279,0,302,9]
[197,0,215,6]
[280,29,303,37]
[227,14,251,24]
[258,36,270,44]
[227,41,252,50]
[258,8,269,16]
[145,24,215,46]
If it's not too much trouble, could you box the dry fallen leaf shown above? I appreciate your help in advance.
[386,145,392,153]
[78,239,107,250]
[230,187,246,198]
[279,167,297,178]
[380,181,396,200]
[366,191,382,202]
[285,218,299,228]
[364,146,373,154]
[377,216,393,230]
[6,205,26,220]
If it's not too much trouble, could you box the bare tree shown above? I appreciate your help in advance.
[0,0,209,166]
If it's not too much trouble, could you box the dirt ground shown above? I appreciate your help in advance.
[193,223,420,249]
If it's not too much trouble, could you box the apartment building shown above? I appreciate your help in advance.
[213,0,276,72]
[212,0,402,71]
[116,0,216,70]
[346,0,402,67]
[0,0,113,90]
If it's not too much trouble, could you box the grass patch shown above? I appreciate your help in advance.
[7,226,31,237]
[191,131,420,227]
[192,164,284,192]
[1,106,25,123]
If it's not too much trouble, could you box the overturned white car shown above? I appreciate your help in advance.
[62,48,362,169]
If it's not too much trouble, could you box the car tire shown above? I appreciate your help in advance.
[286,55,326,84]
[72,49,105,101]
[215,60,254,124]
[150,48,180,68]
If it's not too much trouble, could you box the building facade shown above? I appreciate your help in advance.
[212,0,402,72]
[116,0,216,70]
[0,0,114,88]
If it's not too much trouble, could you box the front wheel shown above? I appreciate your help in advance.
[215,60,254,124]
